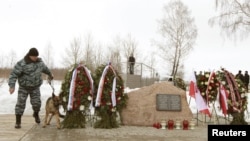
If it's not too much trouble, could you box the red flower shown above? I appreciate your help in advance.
[83,88,89,93]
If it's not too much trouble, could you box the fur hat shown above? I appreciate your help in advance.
[28,47,39,56]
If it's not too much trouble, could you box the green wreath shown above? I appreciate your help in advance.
[93,64,128,129]
[60,64,94,128]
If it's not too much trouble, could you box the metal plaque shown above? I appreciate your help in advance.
[156,94,181,111]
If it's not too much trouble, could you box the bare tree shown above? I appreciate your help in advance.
[209,0,250,40]
[209,0,250,125]
[93,43,105,70]
[62,37,83,68]
[148,52,157,76]
[0,50,17,85]
[81,33,96,72]
[122,34,138,62]
[156,0,197,80]
[6,49,17,68]
[0,50,17,69]
[43,42,54,69]
[107,36,123,72]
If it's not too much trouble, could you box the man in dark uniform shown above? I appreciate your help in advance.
[244,71,249,92]
[128,54,135,74]
[235,70,244,83]
[8,47,54,129]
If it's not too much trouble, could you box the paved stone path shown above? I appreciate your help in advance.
[0,114,208,141]
[0,115,34,141]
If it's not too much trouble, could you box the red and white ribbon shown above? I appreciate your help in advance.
[67,67,77,111]
[111,77,117,106]
[223,69,241,112]
[95,65,109,107]
[205,71,215,104]
[95,64,117,107]
[82,65,94,110]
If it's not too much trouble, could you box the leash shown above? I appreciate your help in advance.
[47,78,55,93]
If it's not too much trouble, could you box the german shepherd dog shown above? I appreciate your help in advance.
[43,92,65,129]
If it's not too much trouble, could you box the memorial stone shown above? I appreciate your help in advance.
[121,81,193,126]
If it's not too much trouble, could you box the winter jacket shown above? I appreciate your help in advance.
[8,55,53,89]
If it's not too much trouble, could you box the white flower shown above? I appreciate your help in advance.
[241,94,245,98]
[87,96,92,101]
[205,82,208,85]
[118,97,121,100]
[243,105,247,109]
[222,81,226,85]
[111,107,116,112]
[80,105,85,111]
[235,102,239,106]
[63,97,67,102]
[209,86,212,90]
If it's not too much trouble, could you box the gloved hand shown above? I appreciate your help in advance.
[48,74,54,81]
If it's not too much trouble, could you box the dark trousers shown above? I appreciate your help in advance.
[245,83,249,92]
[129,64,134,74]
[15,87,41,115]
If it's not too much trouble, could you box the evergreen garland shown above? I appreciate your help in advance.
[60,64,94,128]
[93,64,128,129]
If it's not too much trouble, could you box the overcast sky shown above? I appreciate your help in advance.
[0,0,249,80]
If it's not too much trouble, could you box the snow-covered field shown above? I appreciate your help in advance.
[0,79,249,122]
[0,80,63,115]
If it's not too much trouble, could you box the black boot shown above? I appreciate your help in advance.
[33,112,40,124]
[15,115,21,129]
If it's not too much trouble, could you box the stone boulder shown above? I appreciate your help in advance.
[121,81,193,126]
